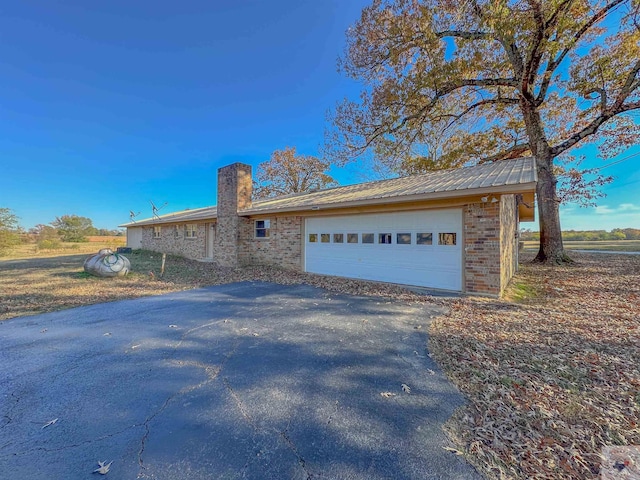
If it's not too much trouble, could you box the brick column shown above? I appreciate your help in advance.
[214,163,252,267]
[464,202,501,296]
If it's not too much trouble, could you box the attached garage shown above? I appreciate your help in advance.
[122,157,538,296]
[304,209,463,291]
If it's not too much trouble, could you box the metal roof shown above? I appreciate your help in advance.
[244,156,536,214]
[120,157,536,227]
[121,206,217,227]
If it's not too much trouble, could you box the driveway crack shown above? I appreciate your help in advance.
[137,340,240,473]
[224,379,313,479]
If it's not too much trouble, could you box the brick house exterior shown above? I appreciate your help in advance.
[122,159,536,296]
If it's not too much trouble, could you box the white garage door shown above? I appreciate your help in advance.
[305,209,462,291]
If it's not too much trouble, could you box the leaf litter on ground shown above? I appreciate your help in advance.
[429,251,640,479]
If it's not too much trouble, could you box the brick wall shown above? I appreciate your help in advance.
[140,223,207,259]
[238,216,303,270]
[464,195,520,296]
[499,194,518,292]
[214,163,252,267]
[464,202,501,296]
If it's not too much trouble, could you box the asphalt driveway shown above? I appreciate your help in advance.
[0,281,480,479]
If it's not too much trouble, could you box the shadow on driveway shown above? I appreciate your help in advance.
[0,281,480,479]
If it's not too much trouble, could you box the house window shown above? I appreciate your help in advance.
[255,220,270,238]
[397,233,411,244]
[185,224,197,238]
[153,226,161,239]
[362,233,374,244]
[174,225,181,238]
[379,233,392,244]
[320,233,330,243]
[347,233,359,243]
[309,233,318,243]
[333,233,344,243]
[416,233,432,245]
[439,233,457,245]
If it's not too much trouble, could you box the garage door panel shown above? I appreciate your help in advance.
[305,210,462,291]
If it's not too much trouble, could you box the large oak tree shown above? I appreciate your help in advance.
[254,147,338,198]
[328,0,640,263]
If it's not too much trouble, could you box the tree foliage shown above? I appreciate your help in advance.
[328,0,640,263]
[51,215,97,242]
[0,207,20,255]
[254,147,338,198]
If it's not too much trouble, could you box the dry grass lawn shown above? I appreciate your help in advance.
[0,249,423,321]
[1,247,638,479]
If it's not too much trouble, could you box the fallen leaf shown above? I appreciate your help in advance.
[380,392,397,398]
[443,446,464,456]
[92,460,112,475]
[401,384,411,394]
[42,418,58,429]
[168,324,178,328]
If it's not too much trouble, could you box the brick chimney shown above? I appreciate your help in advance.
[214,163,252,267]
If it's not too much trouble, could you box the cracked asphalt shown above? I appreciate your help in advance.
[0,281,480,479]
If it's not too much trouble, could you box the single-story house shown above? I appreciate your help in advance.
[120,157,537,296]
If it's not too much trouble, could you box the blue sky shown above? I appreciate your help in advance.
[0,1,638,232]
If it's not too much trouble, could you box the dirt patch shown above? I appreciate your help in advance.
[430,251,640,479]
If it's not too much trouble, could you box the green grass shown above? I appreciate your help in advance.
[504,280,541,302]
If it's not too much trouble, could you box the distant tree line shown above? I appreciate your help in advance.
[0,208,123,256]
[521,229,640,242]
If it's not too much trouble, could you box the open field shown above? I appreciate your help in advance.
[1,249,638,479]
[3,236,126,259]
[523,239,640,252]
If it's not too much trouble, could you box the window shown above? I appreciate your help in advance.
[439,233,457,245]
[347,233,359,243]
[416,233,432,245]
[379,233,392,244]
[255,220,270,238]
[174,225,181,238]
[397,233,411,245]
[185,224,197,238]
[309,233,318,243]
[333,233,344,243]
[153,226,161,239]
[320,233,330,243]
[362,233,374,244]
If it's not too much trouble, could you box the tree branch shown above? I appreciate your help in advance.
[435,30,491,40]
[481,144,531,163]
[550,100,640,156]
[522,0,548,102]
[613,59,640,109]
[535,0,626,105]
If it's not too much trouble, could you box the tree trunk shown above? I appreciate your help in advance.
[533,154,571,263]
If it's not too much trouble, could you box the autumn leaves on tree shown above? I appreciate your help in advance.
[254,147,337,198]
[326,0,640,263]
